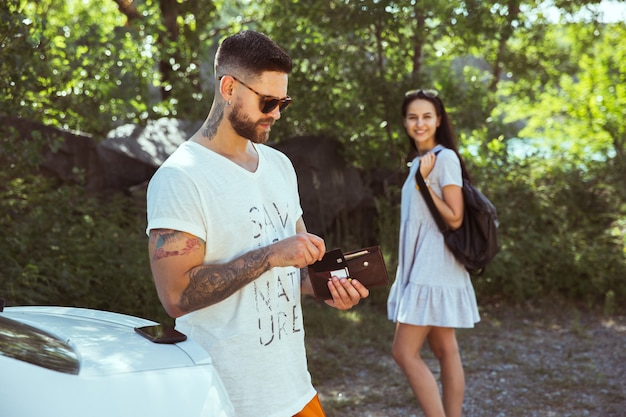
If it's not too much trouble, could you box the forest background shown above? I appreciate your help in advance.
[1,0,625,324]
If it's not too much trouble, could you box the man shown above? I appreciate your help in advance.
[146,30,369,417]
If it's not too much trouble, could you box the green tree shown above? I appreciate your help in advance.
[482,19,626,307]
[1,0,625,314]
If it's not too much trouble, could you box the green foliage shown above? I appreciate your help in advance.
[1,0,625,316]
[0,0,222,137]
[471,146,626,309]
[1,0,156,136]
[0,171,166,322]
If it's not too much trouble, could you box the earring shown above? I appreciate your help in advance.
[226,100,231,106]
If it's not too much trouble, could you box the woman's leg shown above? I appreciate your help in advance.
[391,323,446,417]
[427,327,465,417]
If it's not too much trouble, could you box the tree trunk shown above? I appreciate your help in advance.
[112,0,142,24]
[158,0,180,100]
[410,5,427,86]
[489,0,520,92]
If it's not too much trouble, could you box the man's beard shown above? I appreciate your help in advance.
[228,102,273,144]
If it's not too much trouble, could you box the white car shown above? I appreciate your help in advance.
[0,305,234,417]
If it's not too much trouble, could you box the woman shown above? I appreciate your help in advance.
[387,89,480,417]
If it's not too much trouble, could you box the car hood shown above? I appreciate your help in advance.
[2,306,212,377]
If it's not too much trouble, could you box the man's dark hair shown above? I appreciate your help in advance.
[215,30,293,79]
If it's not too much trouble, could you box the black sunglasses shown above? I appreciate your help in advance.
[405,89,439,98]
[219,75,292,113]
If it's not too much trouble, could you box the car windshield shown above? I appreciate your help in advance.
[0,315,79,374]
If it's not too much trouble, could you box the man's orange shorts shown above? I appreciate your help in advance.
[293,394,326,417]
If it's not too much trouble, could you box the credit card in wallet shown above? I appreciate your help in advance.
[310,249,349,278]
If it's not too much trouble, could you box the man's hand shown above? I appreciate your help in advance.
[324,277,370,310]
[268,232,326,269]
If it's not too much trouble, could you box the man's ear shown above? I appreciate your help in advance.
[218,75,235,103]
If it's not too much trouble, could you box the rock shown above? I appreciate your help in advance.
[0,116,106,191]
[98,118,202,190]
[272,135,373,237]
[3,116,391,242]
[103,118,201,168]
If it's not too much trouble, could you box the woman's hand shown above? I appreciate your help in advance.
[419,152,436,179]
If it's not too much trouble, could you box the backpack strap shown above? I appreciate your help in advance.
[415,167,449,234]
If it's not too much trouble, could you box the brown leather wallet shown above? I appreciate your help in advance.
[308,246,389,300]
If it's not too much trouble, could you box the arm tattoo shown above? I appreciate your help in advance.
[152,230,202,261]
[179,247,272,313]
[202,104,225,139]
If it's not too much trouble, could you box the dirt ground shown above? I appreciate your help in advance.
[312,304,626,417]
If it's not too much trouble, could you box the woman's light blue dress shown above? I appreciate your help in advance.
[387,145,480,328]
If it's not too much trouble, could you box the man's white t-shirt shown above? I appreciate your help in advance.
[146,141,315,417]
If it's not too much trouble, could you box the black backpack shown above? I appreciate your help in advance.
[414,151,499,274]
